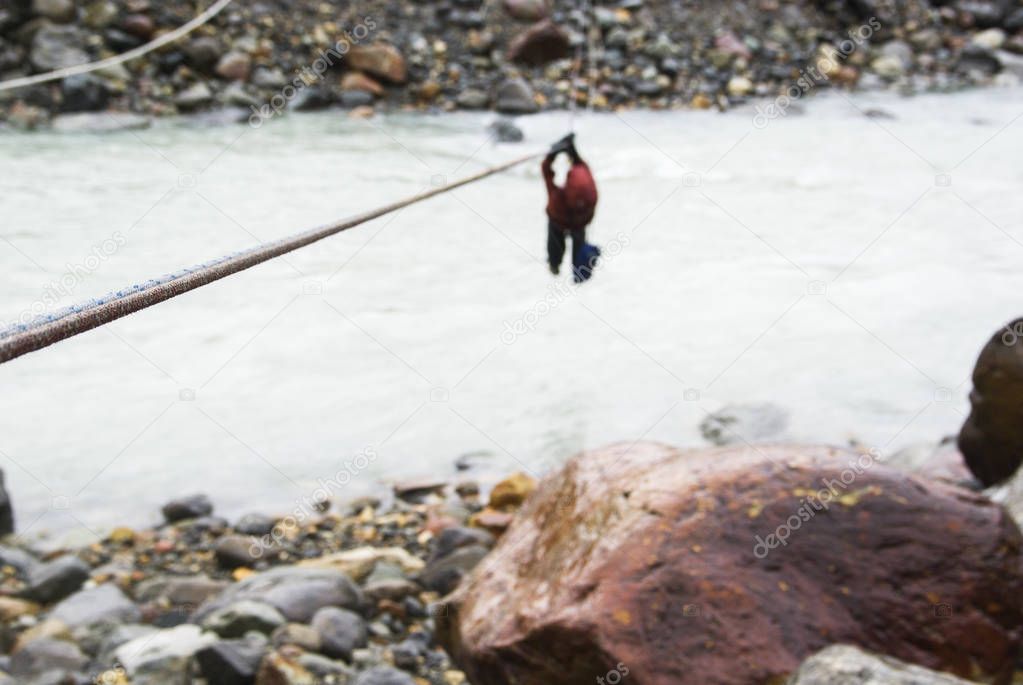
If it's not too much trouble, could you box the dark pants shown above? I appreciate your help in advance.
[547,221,585,274]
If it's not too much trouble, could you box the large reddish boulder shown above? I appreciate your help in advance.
[439,442,1023,685]
[960,317,1023,487]
[506,20,570,66]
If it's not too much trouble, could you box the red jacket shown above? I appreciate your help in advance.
[542,157,598,231]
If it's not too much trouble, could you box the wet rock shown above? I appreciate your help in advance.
[119,13,154,39]
[339,90,375,109]
[440,442,1023,685]
[960,318,1023,486]
[104,26,142,51]
[390,639,423,671]
[487,473,535,508]
[115,624,217,682]
[973,28,1006,51]
[714,31,751,60]
[956,0,1008,28]
[288,86,333,111]
[726,75,754,96]
[454,480,481,498]
[196,636,266,685]
[486,117,523,142]
[9,637,87,677]
[51,111,151,132]
[183,37,222,72]
[256,649,317,684]
[349,43,407,84]
[215,535,263,570]
[428,527,494,564]
[354,666,417,685]
[251,67,287,89]
[456,88,490,110]
[341,72,384,97]
[12,616,71,653]
[310,606,367,660]
[202,600,287,638]
[194,566,365,624]
[957,44,1002,76]
[59,74,109,113]
[0,470,12,536]
[24,555,90,604]
[507,19,570,66]
[299,546,424,583]
[419,544,488,595]
[216,51,252,82]
[502,0,547,21]
[699,402,788,446]
[1005,7,1023,31]
[494,78,538,114]
[348,105,375,119]
[235,514,278,537]
[995,50,1023,79]
[270,623,321,652]
[0,596,40,620]
[298,652,355,680]
[872,40,913,79]
[137,575,229,608]
[51,583,141,627]
[221,83,258,110]
[162,494,214,523]
[32,0,76,23]
[394,479,447,502]
[363,578,419,602]
[787,644,977,684]
[95,624,159,665]
[468,508,514,535]
[31,25,88,71]
[0,546,38,576]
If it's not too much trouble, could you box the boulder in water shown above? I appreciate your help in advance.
[0,469,12,536]
[959,317,1023,486]
[699,402,788,445]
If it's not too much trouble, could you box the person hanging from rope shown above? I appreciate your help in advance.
[542,133,601,283]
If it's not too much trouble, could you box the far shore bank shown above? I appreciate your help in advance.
[4,0,1023,131]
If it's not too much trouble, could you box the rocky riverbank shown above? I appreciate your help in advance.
[2,438,1022,684]
[3,0,1023,130]
[0,472,537,684]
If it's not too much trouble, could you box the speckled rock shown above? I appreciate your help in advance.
[194,566,364,624]
[960,317,1023,486]
[441,442,1023,685]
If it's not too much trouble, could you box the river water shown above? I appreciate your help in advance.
[2,87,1021,542]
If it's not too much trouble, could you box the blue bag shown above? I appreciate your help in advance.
[573,243,601,283]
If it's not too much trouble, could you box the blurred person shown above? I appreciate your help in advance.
[542,133,600,283]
